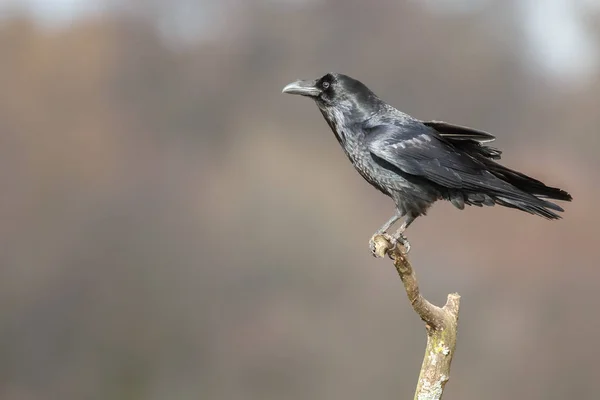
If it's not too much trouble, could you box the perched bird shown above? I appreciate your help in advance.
[282,73,572,254]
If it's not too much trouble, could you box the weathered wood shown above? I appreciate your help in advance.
[372,234,461,400]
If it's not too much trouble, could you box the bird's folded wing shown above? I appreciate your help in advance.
[366,125,472,188]
[366,123,548,207]
[366,124,498,190]
[423,120,496,143]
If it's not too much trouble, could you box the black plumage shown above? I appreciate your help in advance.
[282,73,572,252]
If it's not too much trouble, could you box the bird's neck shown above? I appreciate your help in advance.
[318,102,376,151]
[320,96,380,124]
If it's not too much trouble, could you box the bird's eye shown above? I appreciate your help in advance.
[322,81,330,89]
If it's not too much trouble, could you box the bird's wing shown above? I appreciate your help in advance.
[422,120,496,143]
[365,123,494,189]
[423,120,501,160]
[366,123,565,218]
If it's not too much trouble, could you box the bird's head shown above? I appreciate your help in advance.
[282,73,382,122]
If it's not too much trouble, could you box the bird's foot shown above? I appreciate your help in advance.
[370,233,391,258]
[394,233,411,254]
[369,233,410,258]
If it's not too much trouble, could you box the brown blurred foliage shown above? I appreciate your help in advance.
[0,1,599,400]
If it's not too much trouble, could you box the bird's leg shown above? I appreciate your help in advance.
[375,212,402,235]
[369,211,403,255]
[391,215,415,253]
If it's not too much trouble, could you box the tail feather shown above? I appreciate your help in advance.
[483,163,571,220]
[448,133,572,219]
[493,196,563,220]
[487,163,572,202]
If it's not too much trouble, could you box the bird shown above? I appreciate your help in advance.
[282,73,572,254]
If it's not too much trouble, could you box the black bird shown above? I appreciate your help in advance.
[282,73,572,254]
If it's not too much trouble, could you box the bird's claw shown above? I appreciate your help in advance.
[395,233,411,254]
[369,237,377,255]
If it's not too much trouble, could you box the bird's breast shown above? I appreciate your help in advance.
[347,142,393,196]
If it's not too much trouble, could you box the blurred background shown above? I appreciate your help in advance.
[0,0,599,399]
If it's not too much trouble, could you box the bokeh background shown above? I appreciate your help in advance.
[1,0,599,399]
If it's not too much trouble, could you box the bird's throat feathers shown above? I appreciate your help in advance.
[317,96,379,147]
[319,105,349,146]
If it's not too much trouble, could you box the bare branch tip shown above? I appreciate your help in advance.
[443,293,461,316]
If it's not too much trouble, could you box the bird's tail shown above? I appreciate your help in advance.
[492,195,564,220]
[487,163,572,201]
[484,162,572,220]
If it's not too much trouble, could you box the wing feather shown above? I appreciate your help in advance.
[365,124,552,207]
[366,124,482,189]
[422,120,496,143]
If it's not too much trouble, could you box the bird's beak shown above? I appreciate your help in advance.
[282,80,321,97]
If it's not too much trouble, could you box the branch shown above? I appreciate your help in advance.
[372,234,461,400]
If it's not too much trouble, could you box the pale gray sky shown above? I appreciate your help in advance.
[1,0,598,81]
[519,0,598,79]
[0,0,102,22]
